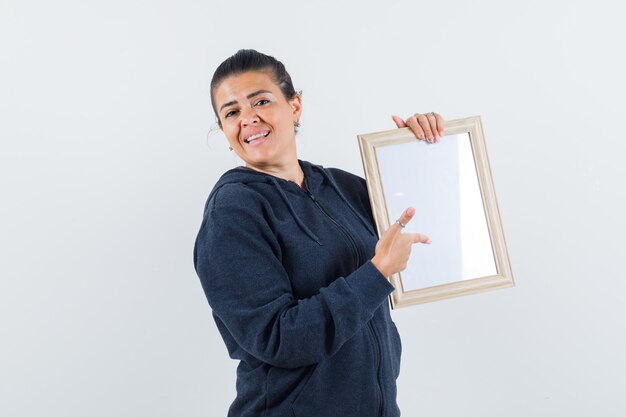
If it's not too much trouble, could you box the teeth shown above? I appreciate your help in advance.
[245,131,269,143]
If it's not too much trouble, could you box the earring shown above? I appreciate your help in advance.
[228,146,233,151]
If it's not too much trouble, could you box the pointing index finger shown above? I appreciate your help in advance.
[411,232,431,244]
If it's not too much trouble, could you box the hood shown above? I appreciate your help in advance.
[203,160,376,245]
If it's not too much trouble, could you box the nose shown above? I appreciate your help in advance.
[240,105,260,126]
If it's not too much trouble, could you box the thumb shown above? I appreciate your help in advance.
[392,207,415,233]
[392,115,407,128]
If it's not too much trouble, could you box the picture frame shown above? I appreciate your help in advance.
[358,116,514,308]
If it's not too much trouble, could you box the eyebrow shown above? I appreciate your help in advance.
[219,90,273,112]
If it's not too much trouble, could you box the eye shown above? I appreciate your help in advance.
[224,109,239,118]
[255,99,270,106]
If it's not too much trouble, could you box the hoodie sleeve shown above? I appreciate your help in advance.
[193,184,394,369]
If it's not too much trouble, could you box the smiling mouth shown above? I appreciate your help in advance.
[244,131,270,144]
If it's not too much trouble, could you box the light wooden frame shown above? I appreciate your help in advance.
[358,116,514,308]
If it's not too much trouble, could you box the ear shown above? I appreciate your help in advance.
[288,95,303,121]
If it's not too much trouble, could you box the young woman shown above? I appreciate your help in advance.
[194,49,444,417]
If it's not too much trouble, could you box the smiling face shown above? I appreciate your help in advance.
[213,70,302,173]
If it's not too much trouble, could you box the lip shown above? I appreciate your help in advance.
[243,129,270,144]
[245,131,270,147]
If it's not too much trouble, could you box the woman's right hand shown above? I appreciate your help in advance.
[371,207,431,278]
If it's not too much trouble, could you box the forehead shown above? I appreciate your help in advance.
[214,71,281,105]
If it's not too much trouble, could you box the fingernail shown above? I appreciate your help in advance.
[426,239,431,244]
[407,207,415,216]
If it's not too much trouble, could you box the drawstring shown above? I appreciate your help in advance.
[270,177,323,246]
[315,167,377,237]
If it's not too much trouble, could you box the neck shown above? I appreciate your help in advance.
[245,160,305,188]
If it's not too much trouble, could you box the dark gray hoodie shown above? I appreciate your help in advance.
[193,160,402,417]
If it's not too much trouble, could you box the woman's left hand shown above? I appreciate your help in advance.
[392,112,445,144]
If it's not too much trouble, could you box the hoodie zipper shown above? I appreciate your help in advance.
[302,186,362,264]
[369,321,385,417]
[302,183,385,417]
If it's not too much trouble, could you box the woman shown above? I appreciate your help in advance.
[193,49,444,417]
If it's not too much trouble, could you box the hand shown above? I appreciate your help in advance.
[392,112,445,144]
[371,207,431,278]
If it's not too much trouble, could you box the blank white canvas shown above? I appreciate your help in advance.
[376,133,497,291]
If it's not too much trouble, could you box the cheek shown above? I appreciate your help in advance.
[266,110,292,131]
[222,125,239,142]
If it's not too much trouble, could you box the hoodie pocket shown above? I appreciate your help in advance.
[290,364,318,406]
[290,334,380,417]
[290,363,321,417]
[265,364,316,413]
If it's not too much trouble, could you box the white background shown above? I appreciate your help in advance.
[1,1,625,416]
